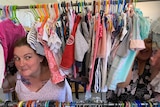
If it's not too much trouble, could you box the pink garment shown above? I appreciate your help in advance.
[43,43,64,84]
[0,18,26,63]
[0,18,26,77]
[96,19,107,58]
[87,14,101,91]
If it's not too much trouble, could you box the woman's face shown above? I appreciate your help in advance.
[150,49,160,70]
[13,45,43,78]
[136,38,152,61]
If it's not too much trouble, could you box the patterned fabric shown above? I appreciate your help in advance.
[43,43,64,84]
[106,59,153,102]
[135,59,153,101]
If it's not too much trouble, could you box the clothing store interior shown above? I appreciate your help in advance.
[0,0,160,106]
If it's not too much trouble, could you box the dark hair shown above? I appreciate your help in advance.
[14,36,30,48]
[14,36,48,66]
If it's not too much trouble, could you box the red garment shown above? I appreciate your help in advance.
[60,15,81,70]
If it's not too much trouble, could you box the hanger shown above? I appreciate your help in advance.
[77,1,81,13]
[53,3,59,21]
[70,0,73,10]
[81,0,87,15]
[74,0,78,14]
[112,0,116,13]
[110,0,113,14]
[0,5,6,19]
[117,0,120,13]
[133,0,137,7]
[48,3,55,20]
[92,0,96,15]
[38,4,50,36]
[80,0,83,13]
[36,4,45,22]
[4,6,9,18]
[105,0,109,15]
[67,0,73,16]
[40,4,49,27]
[97,0,101,13]
[29,5,40,21]
[10,5,20,24]
[66,2,69,12]
[43,4,50,19]
[57,0,63,15]
[102,0,106,12]
[61,1,66,14]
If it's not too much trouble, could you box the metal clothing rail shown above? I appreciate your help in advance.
[0,1,92,10]
[1,0,160,10]
[0,101,159,107]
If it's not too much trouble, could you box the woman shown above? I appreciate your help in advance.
[2,36,73,102]
[106,37,153,102]
[149,49,160,101]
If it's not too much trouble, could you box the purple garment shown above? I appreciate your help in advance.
[0,18,26,63]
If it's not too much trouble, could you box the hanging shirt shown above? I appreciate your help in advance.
[0,17,26,88]
[74,23,89,62]
[60,15,81,69]
[0,18,26,72]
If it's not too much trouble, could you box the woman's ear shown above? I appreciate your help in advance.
[40,56,44,63]
[40,56,48,66]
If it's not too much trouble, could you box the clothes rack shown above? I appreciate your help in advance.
[0,1,92,10]
[0,100,159,107]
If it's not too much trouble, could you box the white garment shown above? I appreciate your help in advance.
[0,44,5,88]
[15,73,73,102]
[17,10,35,28]
[75,24,89,62]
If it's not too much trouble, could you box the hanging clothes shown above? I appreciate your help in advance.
[60,15,81,69]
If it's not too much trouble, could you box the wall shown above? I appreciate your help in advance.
[136,1,160,22]
[0,0,36,5]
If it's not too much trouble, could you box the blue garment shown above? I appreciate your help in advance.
[134,8,150,40]
[107,16,137,90]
